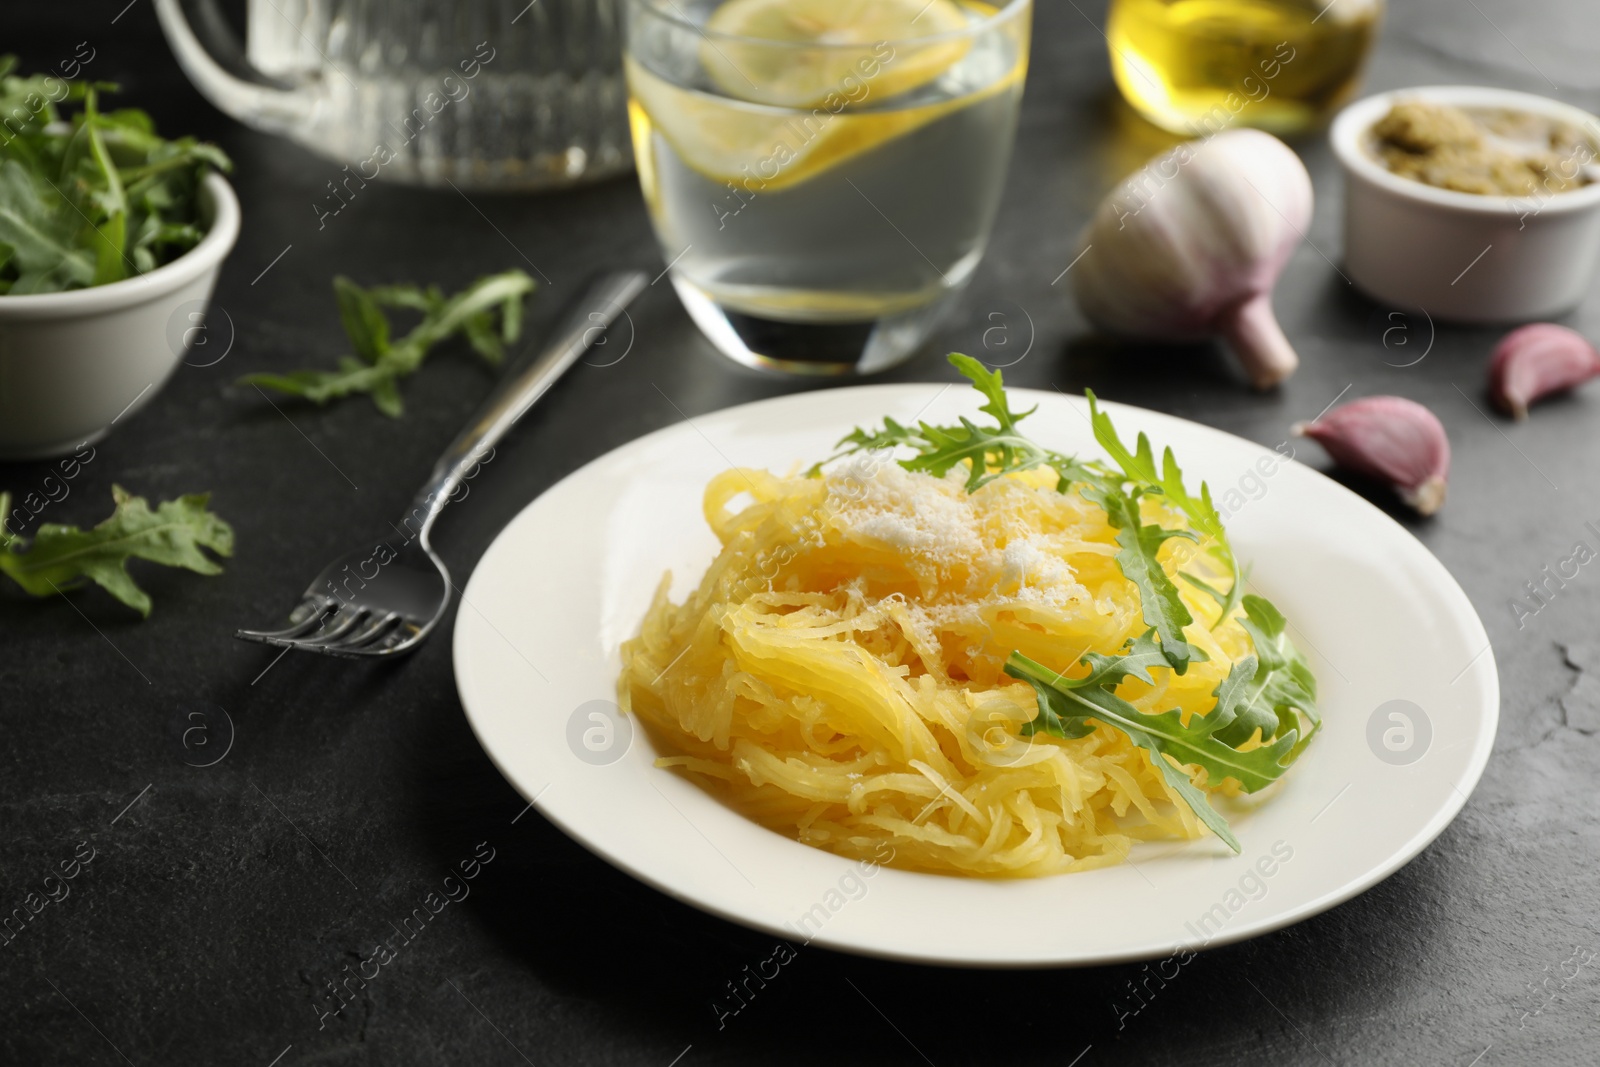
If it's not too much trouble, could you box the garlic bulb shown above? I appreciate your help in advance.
[1294,396,1450,515]
[1071,129,1313,390]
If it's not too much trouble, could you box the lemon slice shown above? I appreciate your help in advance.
[701,0,973,108]
[627,56,985,192]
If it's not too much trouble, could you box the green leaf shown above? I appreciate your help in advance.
[369,373,404,418]
[462,309,506,366]
[947,352,1035,433]
[1089,390,1246,631]
[89,209,127,286]
[0,486,233,617]
[1207,656,1278,748]
[407,271,538,352]
[1084,482,1198,674]
[1237,594,1321,756]
[81,88,128,216]
[98,107,157,137]
[0,64,225,293]
[333,275,391,363]
[1180,571,1229,609]
[501,284,525,343]
[806,415,923,477]
[1239,595,1289,672]
[1008,640,1307,853]
[1159,445,1226,546]
[0,160,94,288]
[80,87,131,287]
[811,353,1105,495]
[241,271,536,417]
[365,283,436,313]
[0,493,20,550]
[240,359,400,412]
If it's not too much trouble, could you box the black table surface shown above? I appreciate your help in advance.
[6,1,1598,1064]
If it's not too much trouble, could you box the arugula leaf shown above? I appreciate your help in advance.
[81,87,129,285]
[1237,594,1321,758]
[811,353,1103,492]
[0,486,233,617]
[0,63,229,294]
[334,275,391,362]
[1205,656,1262,745]
[1009,641,1302,854]
[1082,480,1200,674]
[1088,389,1245,629]
[240,270,536,416]
[0,159,96,289]
[1017,630,1172,733]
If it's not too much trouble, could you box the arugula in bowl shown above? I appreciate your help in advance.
[0,57,231,294]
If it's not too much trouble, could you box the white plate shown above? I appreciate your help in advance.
[453,385,1499,968]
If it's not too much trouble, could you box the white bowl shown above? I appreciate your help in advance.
[1330,85,1600,323]
[0,172,240,460]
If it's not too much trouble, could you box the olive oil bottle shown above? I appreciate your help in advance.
[1107,0,1381,136]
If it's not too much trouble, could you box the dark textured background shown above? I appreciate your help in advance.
[3,1,1597,1064]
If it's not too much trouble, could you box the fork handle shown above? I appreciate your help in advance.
[404,269,648,540]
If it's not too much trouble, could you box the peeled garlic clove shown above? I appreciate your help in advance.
[1489,323,1600,419]
[1071,128,1312,390]
[1294,396,1450,515]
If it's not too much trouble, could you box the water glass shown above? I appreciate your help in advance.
[625,0,1032,374]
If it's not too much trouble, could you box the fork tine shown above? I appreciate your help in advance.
[292,607,370,646]
[323,624,424,658]
[334,612,406,650]
[335,636,418,657]
[236,599,336,643]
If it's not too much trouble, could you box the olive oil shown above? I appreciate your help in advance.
[1107,0,1381,136]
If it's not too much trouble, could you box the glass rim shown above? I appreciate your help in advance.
[627,0,1032,51]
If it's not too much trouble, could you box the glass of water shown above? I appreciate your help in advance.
[625,0,1032,375]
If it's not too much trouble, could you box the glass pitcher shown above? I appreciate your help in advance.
[154,0,632,190]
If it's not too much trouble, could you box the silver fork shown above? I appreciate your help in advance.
[236,270,647,658]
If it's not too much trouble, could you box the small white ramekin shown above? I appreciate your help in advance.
[0,172,240,460]
[1330,86,1600,323]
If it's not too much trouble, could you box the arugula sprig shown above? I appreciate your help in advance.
[1080,477,1201,675]
[1006,607,1319,853]
[809,354,1102,492]
[0,60,231,293]
[0,486,233,617]
[817,353,1320,850]
[1007,639,1294,853]
[1086,390,1245,630]
[240,270,535,417]
[1234,595,1321,758]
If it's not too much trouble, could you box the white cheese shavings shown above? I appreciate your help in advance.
[822,457,1091,614]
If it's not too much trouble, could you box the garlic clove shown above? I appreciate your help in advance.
[1070,129,1312,391]
[1293,396,1450,515]
[1488,323,1600,419]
